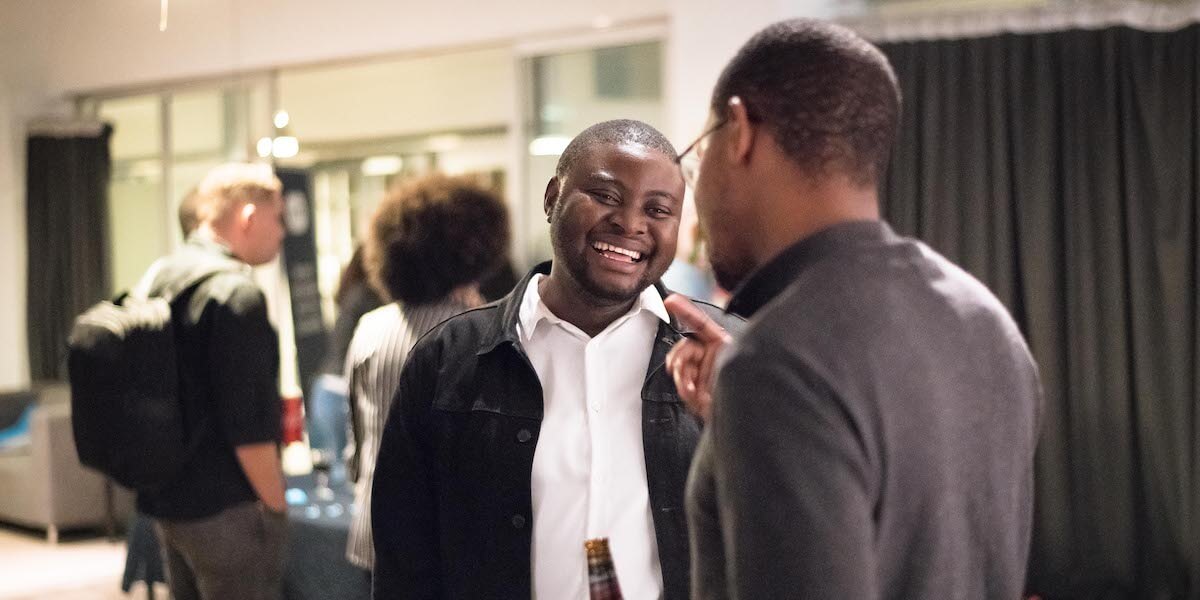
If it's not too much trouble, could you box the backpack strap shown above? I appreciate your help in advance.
[159,257,248,305]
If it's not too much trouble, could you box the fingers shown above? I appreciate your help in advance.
[667,341,702,397]
[683,387,712,423]
[664,294,731,344]
[664,294,734,424]
[667,339,714,422]
[697,340,720,401]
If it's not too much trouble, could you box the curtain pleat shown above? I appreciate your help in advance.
[25,124,112,381]
[881,25,1198,598]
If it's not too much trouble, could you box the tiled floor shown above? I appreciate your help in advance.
[0,524,165,599]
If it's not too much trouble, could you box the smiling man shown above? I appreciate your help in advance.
[369,119,742,600]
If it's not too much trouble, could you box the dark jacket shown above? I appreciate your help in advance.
[371,262,743,600]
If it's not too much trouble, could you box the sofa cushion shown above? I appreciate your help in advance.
[0,405,32,452]
[0,390,35,430]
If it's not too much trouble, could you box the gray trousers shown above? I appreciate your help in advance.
[154,501,289,600]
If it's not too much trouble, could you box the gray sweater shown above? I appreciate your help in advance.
[687,221,1042,599]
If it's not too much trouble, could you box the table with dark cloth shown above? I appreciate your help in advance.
[283,474,370,600]
[122,474,369,600]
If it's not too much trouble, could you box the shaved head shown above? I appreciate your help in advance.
[555,119,677,180]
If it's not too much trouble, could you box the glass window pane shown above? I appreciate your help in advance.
[171,91,224,156]
[594,43,661,100]
[107,160,166,294]
[248,84,273,158]
[279,47,513,143]
[169,159,221,246]
[101,94,166,293]
[99,95,161,160]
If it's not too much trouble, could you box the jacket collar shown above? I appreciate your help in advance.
[517,274,669,344]
[477,261,683,356]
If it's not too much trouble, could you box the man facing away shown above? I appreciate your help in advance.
[138,162,289,600]
[665,19,1043,599]
[370,119,743,599]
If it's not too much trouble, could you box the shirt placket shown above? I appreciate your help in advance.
[583,332,607,539]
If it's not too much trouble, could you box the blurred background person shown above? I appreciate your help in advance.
[140,162,288,600]
[343,173,510,572]
[308,245,382,485]
[478,256,519,302]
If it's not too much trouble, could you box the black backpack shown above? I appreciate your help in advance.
[67,261,234,491]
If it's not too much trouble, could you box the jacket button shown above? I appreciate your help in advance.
[511,514,527,529]
[516,429,533,443]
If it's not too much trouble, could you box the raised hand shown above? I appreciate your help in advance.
[664,294,732,422]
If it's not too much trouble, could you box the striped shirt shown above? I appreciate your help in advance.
[344,300,470,569]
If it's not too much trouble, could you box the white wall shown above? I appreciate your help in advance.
[280,48,515,143]
[25,0,669,97]
[0,3,58,390]
[0,88,32,391]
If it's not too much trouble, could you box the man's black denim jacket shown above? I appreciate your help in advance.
[371,262,743,600]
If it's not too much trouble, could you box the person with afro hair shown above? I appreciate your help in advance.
[344,173,510,571]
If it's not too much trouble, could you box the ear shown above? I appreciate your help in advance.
[726,96,756,165]
[239,201,258,229]
[543,177,561,222]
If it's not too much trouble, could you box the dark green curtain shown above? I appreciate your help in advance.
[26,124,113,381]
[879,26,1198,598]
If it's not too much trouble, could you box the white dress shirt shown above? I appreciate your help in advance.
[520,274,667,600]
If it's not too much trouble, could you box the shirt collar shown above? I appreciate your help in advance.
[518,273,669,343]
[726,220,895,318]
[186,229,239,261]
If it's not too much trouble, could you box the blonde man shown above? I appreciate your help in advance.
[139,162,289,600]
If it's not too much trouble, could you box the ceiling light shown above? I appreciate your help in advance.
[273,110,290,129]
[256,137,273,158]
[361,155,404,177]
[271,136,299,159]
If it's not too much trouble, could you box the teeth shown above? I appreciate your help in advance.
[592,241,642,261]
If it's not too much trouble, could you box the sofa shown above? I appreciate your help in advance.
[0,382,133,542]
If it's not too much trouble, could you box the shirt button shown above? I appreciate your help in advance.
[516,429,533,443]
[511,514,526,529]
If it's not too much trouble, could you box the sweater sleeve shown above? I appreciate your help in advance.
[709,336,879,600]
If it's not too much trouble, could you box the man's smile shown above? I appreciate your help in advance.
[591,241,645,264]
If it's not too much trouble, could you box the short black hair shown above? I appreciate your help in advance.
[555,119,678,180]
[365,174,510,305]
[712,18,901,185]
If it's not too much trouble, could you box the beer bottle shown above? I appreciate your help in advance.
[585,537,624,600]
